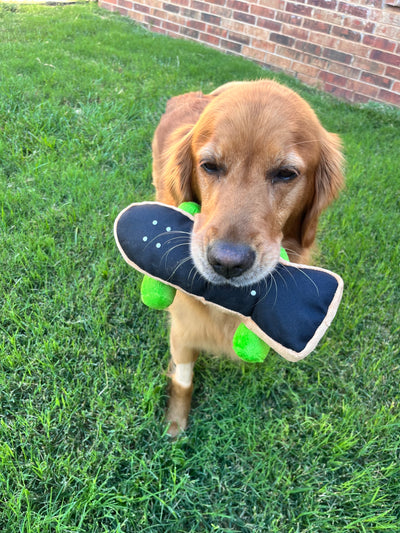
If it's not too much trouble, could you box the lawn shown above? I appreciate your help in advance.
[0,3,399,532]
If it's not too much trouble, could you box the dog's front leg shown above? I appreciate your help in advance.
[167,361,195,437]
[167,291,201,437]
[166,324,198,437]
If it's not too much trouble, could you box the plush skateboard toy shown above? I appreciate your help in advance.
[114,201,344,363]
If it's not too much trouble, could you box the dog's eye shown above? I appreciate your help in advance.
[200,161,221,175]
[270,167,299,184]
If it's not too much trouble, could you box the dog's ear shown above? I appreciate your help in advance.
[301,131,344,249]
[162,125,197,204]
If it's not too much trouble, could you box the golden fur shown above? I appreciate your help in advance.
[152,80,344,436]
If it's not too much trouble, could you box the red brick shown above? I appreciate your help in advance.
[191,1,209,12]
[361,72,392,89]
[294,62,320,78]
[258,0,285,9]
[182,8,200,19]
[146,22,162,32]
[338,2,368,18]
[295,40,322,56]
[146,16,162,27]
[332,25,362,42]
[318,70,348,87]
[370,49,400,68]
[249,26,270,41]
[163,21,179,32]
[152,9,167,21]
[207,24,228,38]
[323,47,352,65]
[378,89,400,107]
[307,0,337,8]
[303,54,328,69]
[276,45,302,61]
[257,17,282,32]
[312,6,343,26]
[209,5,232,18]
[229,31,250,45]
[270,33,295,47]
[187,19,206,31]
[286,2,313,16]
[134,3,149,13]
[250,5,275,19]
[324,84,354,101]
[374,24,400,41]
[199,32,220,46]
[283,25,309,41]
[131,12,146,23]
[264,51,292,70]
[377,7,400,27]
[344,17,375,34]
[163,2,179,13]
[310,32,338,49]
[116,6,130,16]
[356,0,384,7]
[297,72,321,88]
[336,38,370,57]
[181,26,199,39]
[353,93,370,104]
[352,55,385,75]
[303,18,331,34]
[242,45,267,62]
[201,12,221,25]
[233,11,256,24]
[329,62,360,80]
[161,11,186,25]
[226,0,249,12]
[386,65,400,81]
[221,18,246,33]
[363,35,397,53]
[251,39,276,53]
[220,39,242,52]
[118,0,133,9]
[347,79,380,98]
[275,11,302,26]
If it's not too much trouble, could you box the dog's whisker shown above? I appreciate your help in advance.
[292,267,320,296]
[144,229,191,249]
[257,276,273,305]
[270,271,279,307]
[161,242,192,265]
[167,256,193,282]
[279,263,297,287]
[188,265,201,291]
[272,264,289,291]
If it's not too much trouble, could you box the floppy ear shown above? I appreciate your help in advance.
[162,125,197,204]
[301,131,344,249]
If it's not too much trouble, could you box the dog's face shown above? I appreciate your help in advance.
[162,81,344,287]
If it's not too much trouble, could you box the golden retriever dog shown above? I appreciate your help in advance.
[152,80,344,436]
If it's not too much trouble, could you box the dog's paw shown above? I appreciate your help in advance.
[166,418,187,438]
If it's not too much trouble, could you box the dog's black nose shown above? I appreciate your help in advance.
[207,241,255,280]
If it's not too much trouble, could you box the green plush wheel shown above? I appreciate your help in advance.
[232,323,270,363]
[178,201,201,215]
[141,275,176,310]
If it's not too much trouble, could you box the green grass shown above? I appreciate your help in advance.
[0,3,399,532]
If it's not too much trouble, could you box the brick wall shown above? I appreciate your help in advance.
[99,0,400,107]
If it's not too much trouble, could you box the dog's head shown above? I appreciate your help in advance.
[164,81,344,286]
